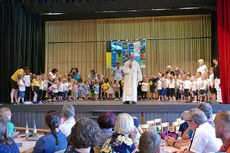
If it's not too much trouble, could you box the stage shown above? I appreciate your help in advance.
[0,100,229,129]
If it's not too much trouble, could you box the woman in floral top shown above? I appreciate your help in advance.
[101,113,138,153]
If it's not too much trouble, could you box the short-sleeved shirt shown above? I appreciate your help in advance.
[184,80,192,89]
[0,137,20,153]
[8,122,14,136]
[197,65,207,74]
[59,118,76,137]
[33,132,67,153]
[64,146,80,153]
[23,75,31,87]
[101,133,136,153]
[188,122,222,153]
[112,67,124,81]
[102,83,110,93]
[11,69,24,82]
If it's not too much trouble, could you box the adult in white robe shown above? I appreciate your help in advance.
[122,54,142,104]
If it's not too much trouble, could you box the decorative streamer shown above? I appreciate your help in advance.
[111,41,117,68]
[133,41,140,64]
[106,41,111,69]
[115,42,122,67]
[140,40,146,68]
[122,42,129,64]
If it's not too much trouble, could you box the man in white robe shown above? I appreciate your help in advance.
[122,54,142,104]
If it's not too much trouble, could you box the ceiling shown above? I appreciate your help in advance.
[21,0,217,21]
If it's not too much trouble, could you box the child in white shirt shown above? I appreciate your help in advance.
[63,79,69,101]
[168,75,176,101]
[58,78,64,101]
[51,78,59,102]
[157,73,162,101]
[191,76,198,103]
[199,75,207,102]
[23,72,31,103]
[183,75,192,102]
[141,76,149,100]
[18,74,25,104]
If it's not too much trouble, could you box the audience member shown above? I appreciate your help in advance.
[179,111,189,135]
[214,111,230,153]
[0,119,20,153]
[33,110,67,153]
[65,118,100,153]
[197,102,214,126]
[97,112,116,148]
[59,104,76,137]
[101,113,138,153]
[138,131,161,153]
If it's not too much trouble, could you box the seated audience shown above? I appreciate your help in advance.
[182,102,214,140]
[137,131,161,153]
[97,112,116,148]
[0,112,20,153]
[65,118,100,153]
[101,113,138,153]
[214,111,230,153]
[167,108,222,153]
[179,111,189,135]
[0,108,19,138]
[33,110,67,153]
[59,104,76,137]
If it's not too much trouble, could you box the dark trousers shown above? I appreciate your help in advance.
[115,91,119,99]
[38,89,43,102]
[42,90,46,101]
[25,87,31,101]
[142,91,147,99]
[114,80,123,98]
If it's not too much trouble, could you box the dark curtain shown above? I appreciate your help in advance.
[217,0,230,104]
[0,1,45,103]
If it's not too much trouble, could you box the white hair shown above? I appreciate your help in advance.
[114,113,135,134]
[198,59,204,65]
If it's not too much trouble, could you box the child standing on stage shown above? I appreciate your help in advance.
[168,75,176,101]
[63,79,69,101]
[107,81,114,100]
[78,79,84,100]
[157,73,162,101]
[58,78,64,101]
[23,71,31,103]
[114,81,120,100]
[183,74,192,102]
[72,80,78,101]
[191,76,198,103]
[149,73,156,100]
[84,80,90,100]
[50,78,59,102]
[102,78,110,100]
[178,75,185,102]
[42,75,48,102]
[161,73,167,101]
[141,76,149,100]
[32,75,40,104]
[68,77,73,101]
[199,74,207,102]
[94,80,100,100]
[17,74,25,104]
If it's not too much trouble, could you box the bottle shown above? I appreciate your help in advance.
[33,120,37,137]
[160,144,165,153]
[25,121,29,139]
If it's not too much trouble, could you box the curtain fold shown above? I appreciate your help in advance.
[0,2,45,103]
[217,0,230,104]
[45,15,211,81]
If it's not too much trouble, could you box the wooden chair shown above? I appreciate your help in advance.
[154,118,162,126]
[161,122,169,133]
[140,124,149,132]
[171,121,180,132]
[146,120,155,125]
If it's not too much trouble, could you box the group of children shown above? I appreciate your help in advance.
[138,68,216,103]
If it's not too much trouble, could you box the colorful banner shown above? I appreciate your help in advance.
[111,41,117,68]
[122,42,129,64]
[116,42,122,67]
[106,40,146,68]
[140,40,146,68]
[106,41,111,68]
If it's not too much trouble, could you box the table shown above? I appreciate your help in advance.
[14,137,37,153]
[165,146,179,153]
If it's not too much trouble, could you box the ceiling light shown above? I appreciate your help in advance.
[151,8,169,11]
[40,13,64,15]
[179,7,200,10]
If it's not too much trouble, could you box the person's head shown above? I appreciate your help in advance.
[187,108,207,130]
[209,67,214,74]
[0,120,11,145]
[181,111,189,120]
[201,74,206,80]
[79,79,83,83]
[23,66,30,75]
[17,74,23,80]
[191,76,195,82]
[45,110,61,145]
[139,131,161,153]
[73,80,78,85]
[197,103,212,120]
[63,78,66,83]
[144,76,148,82]
[114,113,134,134]
[68,77,72,83]
[158,72,162,78]
[69,118,100,149]
[105,78,109,83]
[130,53,135,62]
[198,59,204,66]
[116,62,120,68]
[97,112,116,129]
[162,73,166,78]
[70,68,76,74]
[0,108,12,122]
[59,77,63,83]
[115,81,119,85]
[196,72,201,78]
[51,68,58,74]
[53,78,58,84]
[186,74,191,80]
[167,65,172,72]
[62,104,75,119]
[97,74,101,79]
[90,70,96,76]
[214,111,230,139]
[109,81,113,85]
[96,80,99,85]
[212,58,218,65]
[150,73,154,78]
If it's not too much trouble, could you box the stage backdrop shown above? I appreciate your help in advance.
[45,15,211,80]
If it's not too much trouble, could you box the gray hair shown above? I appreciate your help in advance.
[139,131,161,153]
[188,108,207,125]
[198,59,204,65]
[216,111,230,130]
[62,104,75,118]
[197,103,212,119]
[181,111,189,120]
